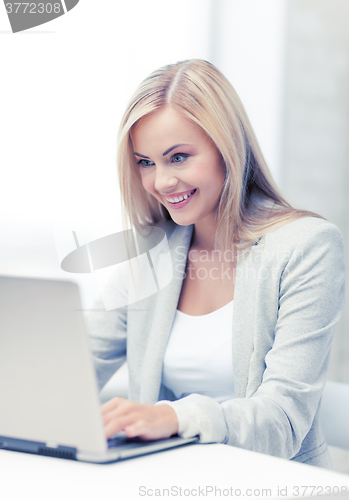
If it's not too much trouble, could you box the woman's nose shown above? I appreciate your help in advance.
[154,165,179,193]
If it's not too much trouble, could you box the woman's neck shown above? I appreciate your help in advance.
[191,216,218,251]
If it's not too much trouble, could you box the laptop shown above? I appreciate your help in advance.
[0,275,198,463]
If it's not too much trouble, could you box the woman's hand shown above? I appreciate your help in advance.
[102,397,179,440]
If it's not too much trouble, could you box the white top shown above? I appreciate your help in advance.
[162,300,235,403]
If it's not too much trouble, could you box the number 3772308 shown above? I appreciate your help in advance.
[5,3,62,14]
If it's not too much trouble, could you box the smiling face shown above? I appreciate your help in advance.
[130,106,226,228]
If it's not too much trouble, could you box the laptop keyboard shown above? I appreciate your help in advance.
[107,432,158,449]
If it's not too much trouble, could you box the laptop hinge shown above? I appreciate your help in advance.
[0,435,77,461]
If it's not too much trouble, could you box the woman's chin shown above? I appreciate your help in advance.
[168,213,195,226]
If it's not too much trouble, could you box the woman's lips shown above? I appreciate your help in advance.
[164,189,197,210]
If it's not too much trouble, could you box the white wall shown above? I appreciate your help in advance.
[208,0,287,183]
[0,0,211,226]
[0,0,211,298]
[0,0,285,297]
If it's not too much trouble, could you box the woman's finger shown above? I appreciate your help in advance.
[124,419,147,438]
[103,400,140,426]
[104,411,140,439]
[103,404,137,427]
[101,396,128,415]
[102,401,179,440]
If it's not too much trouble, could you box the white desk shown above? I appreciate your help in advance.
[2,443,349,500]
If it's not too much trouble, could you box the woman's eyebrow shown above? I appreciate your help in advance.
[133,152,150,159]
[163,144,189,156]
[133,144,191,159]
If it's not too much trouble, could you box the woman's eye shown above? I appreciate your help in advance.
[137,159,154,168]
[171,153,188,163]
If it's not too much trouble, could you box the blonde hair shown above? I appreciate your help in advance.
[117,59,323,254]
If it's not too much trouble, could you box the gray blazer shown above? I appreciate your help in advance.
[87,216,346,468]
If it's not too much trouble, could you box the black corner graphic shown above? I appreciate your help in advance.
[3,0,80,33]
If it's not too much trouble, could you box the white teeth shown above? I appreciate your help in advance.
[166,189,195,204]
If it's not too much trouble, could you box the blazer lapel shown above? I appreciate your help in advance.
[139,224,194,403]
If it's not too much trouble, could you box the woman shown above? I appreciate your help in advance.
[89,59,346,467]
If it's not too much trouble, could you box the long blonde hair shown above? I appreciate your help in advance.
[117,59,323,254]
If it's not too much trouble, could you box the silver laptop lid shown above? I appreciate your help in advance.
[0,276,107,454]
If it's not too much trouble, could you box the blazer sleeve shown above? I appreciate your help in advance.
[156,221,346,459]
[84,277,128,392]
